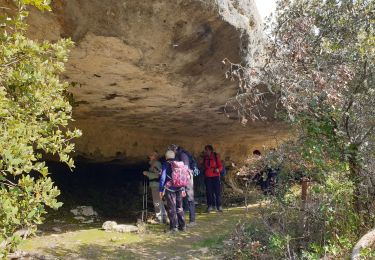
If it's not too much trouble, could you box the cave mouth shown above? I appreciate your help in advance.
[46,160,147,224]
[44,159,207,226]
[24,0,290,168]
[25,0,289,228]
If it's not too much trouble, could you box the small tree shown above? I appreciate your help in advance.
[0,0,81,256]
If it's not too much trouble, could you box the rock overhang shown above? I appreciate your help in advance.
[24,0,289,164]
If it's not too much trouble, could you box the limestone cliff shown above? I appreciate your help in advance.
[24,0,288,164]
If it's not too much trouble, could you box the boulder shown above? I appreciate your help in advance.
[51,227,62,233]
[70,206,98,217]
[70,206,98,224]
[102,221,138,233]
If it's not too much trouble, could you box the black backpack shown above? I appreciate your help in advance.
[180,149,201,176]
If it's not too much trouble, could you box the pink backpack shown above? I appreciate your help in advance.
[167,161,190,188]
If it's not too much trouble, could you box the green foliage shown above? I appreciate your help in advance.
[240,144,362,258]
[302,172,359,257]
[19,0,51,11]
[360,247,375,259]
[0,0,80,257]
[226,169,360,258]
[224,0,374,258]
[268,234,289,258]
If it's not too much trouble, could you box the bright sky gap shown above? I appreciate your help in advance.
[254,0,277,21]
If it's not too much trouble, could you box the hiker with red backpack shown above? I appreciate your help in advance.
[159,150,189,233]
[204,145,223,213]
[168,144,197,227]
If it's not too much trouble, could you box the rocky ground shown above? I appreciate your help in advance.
[18,206,257,260]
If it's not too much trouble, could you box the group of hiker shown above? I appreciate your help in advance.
[142,144,224,233]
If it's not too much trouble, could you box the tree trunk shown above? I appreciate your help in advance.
[348,146,364,214]
[301,177,309,210]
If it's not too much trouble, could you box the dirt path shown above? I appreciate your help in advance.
[19,207,254,259]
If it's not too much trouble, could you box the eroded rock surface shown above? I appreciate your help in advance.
[26,0,289,164]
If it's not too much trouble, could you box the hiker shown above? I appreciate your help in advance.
[143,151,167,223]
[251,150,279,195]
[265,167,279,195]
[159,150,187,232]
[168,144,196,227]
[203,145,223,213]
[250,150,267,190]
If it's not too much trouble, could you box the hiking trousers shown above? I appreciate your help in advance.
[205,176,222,209]
[185,173,196,223]
[150,186,167,222]
[165,190,185,230]
[183,198,196,223]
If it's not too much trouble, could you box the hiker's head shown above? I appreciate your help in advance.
[204,145,214,155]
[165,150,175,161]
[168,144,178,153]
[148,151,159,161]
[253,150,262,158]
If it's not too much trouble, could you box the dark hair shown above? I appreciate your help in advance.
[205,145,214,152]
[253,150,261,156]
[168,144,178,151]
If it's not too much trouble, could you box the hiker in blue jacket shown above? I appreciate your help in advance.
[159,150,186,233]
[168,144,196,227]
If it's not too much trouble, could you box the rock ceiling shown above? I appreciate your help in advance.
[26,0,290,163]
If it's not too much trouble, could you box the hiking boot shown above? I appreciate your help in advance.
[216,206,223,213]
[186,222,197,228]
[178,226,186,232]
[165,228,178,234]
[207,206,214,213]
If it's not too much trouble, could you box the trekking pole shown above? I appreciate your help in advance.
[221,179,225,211]
[142,176,148,223]
[145,176,148,222]
[142,177,146,222]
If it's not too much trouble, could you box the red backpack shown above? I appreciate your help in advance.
[167,161,190,188]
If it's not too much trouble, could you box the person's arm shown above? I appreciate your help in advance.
[147,171,159,179]
[147,165,160,179]
[143,169,158,179]
[145,162,162,179]
[159,164,167,193]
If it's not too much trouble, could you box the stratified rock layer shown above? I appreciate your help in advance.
[26,0,289,164]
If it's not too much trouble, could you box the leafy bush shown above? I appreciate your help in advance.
[222,220,268,259]
[223,168,363,258]
[0,0,80,257]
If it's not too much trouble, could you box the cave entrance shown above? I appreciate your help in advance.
[45,160,148,226]
[45,159,207,227]
[28,0,289,230]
